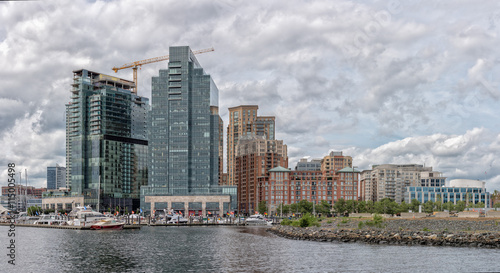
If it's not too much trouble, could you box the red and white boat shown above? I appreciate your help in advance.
[90,219,125,230]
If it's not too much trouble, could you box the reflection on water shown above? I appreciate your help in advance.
[3,225,499,272]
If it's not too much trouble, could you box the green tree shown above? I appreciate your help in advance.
[258,201,268,214]
[374,198,398,215]
[455,201,466,212]
[357,201,367,213]
[316,200,331,214]
[443,201,455,212]
[345,200,357,214]
[474,202,485,208]
[398,201,409,213]
[27,205,42,216]
[423,201,434,214]
[298,200,313,214]
[333,198,347,216]
[410,199,421,212]
[364,201,375,213]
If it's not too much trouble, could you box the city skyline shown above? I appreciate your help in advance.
[1,1,500,191]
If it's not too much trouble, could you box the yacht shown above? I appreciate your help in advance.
[90,219,124,230]
[34,214,67,225]
[67,206,108,226]
[244,214,268,225]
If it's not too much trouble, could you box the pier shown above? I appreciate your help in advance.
[0,223,141,230]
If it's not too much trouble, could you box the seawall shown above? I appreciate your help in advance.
[268,218,500,248]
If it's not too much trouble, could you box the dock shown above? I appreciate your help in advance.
[0,223,141,230]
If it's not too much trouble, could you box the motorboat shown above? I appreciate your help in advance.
[34,214,67,225]
[15,212,40,224]
[67,206,108,226]
[90,219,124,230]
[167,214,188,224]
[245,214,268,225]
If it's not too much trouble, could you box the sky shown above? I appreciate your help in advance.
[1,0,500,192]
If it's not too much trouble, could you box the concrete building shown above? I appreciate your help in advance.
[361,170,375,202]
[295,158,322,171]
[420,171,446,187]
[227,105,275,186]
[321,151,352,172]
[47,165,66,190]
[404,179,490,207]
[235,135,287,214]
[66,69,149,212]
[141,46,234,215]
[370,164,432,203]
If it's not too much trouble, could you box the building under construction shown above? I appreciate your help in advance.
[65,69,149,212]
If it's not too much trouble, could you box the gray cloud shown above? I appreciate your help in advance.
[1,0,499,192]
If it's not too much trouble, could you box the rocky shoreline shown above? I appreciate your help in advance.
[268,218,500,248]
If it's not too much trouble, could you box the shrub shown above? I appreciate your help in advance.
[358,221,365,229]
[298,213,320,228]
[364,214,385,228]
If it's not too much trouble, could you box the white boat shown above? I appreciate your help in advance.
[67,206,108,226]
[167,214,188,224]
[34,214,67,225]
[245,214,268,225]
[90,219,124,230]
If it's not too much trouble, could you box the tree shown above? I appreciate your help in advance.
[258,201,268,214]
[455,201,466,212]
[27,205,42,216]
[333,198,347,216]
[298,200,313,214]
[375,198,398,215]
[410,199,421,213]
[357,201,367,213]
[316,200,331,214]
[364,201,375,213]
[474,202,485,208]
[345,200,357,214]
[443,201,455,212]
[423,201,434,214]
[398,201,409,213]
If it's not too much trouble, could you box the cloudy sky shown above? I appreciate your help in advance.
[1,0,500,192]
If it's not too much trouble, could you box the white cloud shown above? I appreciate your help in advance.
[1,0,499,193]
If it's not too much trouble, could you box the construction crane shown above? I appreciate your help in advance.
[112,47,215,94]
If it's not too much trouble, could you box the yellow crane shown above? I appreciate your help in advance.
[112,47,215,93]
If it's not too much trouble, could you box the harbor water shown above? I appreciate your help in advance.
[1,225,499,272]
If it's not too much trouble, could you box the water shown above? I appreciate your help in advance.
[1,225,499,272]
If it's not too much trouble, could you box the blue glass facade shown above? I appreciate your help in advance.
[148,46,220,194]
[405,186,490,207]
[66,69,149,211]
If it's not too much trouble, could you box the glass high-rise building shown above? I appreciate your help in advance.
[66,69,149,212]
[148,46,220,194]
[142,46,236,214]
[47,165,66,190]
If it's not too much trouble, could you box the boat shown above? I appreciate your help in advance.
[33,214,67,225]
[167,214,188,224]
[245,214,268,225]
[67,206,108,226]
[15,212,40,224]
[90,219,124,230]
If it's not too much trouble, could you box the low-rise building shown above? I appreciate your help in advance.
[404,179,490,207]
